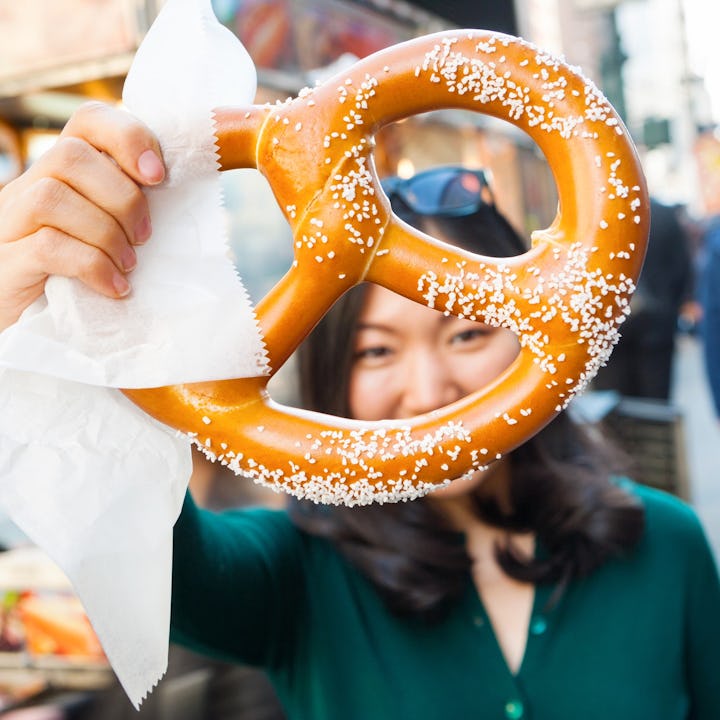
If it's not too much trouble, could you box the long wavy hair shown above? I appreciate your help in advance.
[291,200,645,622]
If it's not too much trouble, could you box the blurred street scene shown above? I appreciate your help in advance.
[0,0,719,717]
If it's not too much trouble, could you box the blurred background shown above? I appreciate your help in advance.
[0,0,718,717]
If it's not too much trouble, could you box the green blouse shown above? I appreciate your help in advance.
[170,483,720,719]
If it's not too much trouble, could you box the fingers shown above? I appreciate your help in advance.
[0,102,165,330]
[14,137,151,257]
[18,103,163,249]
[25,228,130,298]
[0,224,131,330]
[21,226,132,299]
[61,101,165,186]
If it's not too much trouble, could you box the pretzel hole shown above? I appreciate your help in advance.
[221,168,294,303]
[360,115,569,412]
[375,112,558,243]
[289,203,534,423]
[369,195,529,412]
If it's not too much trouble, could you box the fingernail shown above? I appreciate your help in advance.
[134,215,152,244]
[121,246,137,272]
[137,149,165,184]
[113,273,131,297]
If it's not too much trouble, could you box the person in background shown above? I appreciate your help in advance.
[0,104,718,719]
[699,214,720,418]
[593,198,694,400]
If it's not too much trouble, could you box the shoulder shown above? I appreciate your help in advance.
[176,495,308,565]
[203,503,348,567]
[618,479,714,561]
[583,481,720,611]
[623,479,701,532]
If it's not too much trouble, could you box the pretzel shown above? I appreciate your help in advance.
[123,29,649,505]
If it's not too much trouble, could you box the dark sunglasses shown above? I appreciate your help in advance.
[381,166,495,218]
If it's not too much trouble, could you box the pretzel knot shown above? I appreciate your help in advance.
[124,30,649,506]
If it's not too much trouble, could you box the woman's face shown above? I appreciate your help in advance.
[347,284,520,500]
[348,284,520,421]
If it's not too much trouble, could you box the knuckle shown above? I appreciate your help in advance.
[76,246,108,279]
[32,224,63,250]
[71,100,112,126]
[58,237,108,282]
[53,135,92,167]
[122,120,157,156]
[115,178,146,216]
[29,177,66,217]
[95,218,125,253]
[27,226,61,264]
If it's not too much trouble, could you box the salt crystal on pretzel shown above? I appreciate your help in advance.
[124,29,649,506]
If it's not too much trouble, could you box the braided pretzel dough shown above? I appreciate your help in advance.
[123,30,649,505]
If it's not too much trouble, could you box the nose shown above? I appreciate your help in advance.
[399,349,462,417]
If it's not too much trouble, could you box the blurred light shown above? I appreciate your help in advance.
[20,92,87,123]
[396,158,414,178]
[459,172,481,195]
[26,132,59,163]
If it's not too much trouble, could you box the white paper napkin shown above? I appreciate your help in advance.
[0,0,268,706]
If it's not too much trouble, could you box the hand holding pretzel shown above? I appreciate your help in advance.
[120,30,649,505]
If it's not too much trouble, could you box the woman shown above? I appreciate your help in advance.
[1,105,718,719]
[171,170,720,718]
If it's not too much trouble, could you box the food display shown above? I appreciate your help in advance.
[123,29,649,505]
[0,549,109,710]
[6,593,103,659]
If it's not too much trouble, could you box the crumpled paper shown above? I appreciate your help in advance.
[0,0,268,707]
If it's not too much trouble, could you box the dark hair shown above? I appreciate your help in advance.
[291,197,644,622]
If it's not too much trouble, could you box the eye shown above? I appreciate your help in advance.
[353,344,395,364]
[449,327,492,346]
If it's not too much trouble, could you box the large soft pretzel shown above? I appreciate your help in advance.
[123,30,649,505]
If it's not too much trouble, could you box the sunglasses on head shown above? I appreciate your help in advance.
[381,166,495,218]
